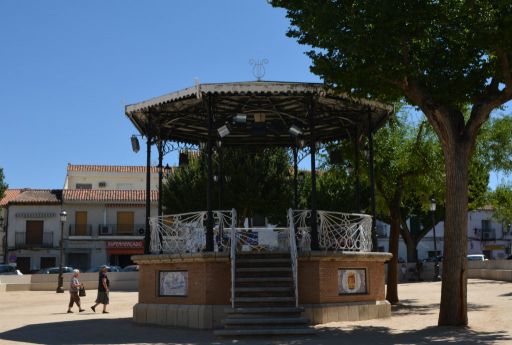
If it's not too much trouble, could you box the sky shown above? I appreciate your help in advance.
[0,1,508,190]
[0,0,321,189]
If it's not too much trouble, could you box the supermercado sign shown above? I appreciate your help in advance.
[106,241,144,249]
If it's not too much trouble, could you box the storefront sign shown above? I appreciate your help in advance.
[484,245,505,251]
[106,241,144,249]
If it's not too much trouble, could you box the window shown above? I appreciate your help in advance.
[76,183,92,190]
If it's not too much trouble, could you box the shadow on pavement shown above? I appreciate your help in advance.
[316,325,511,345]
[391,299,489,318]
[468,280,510,285]
[0,318,510,345]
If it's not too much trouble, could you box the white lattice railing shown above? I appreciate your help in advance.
[291,209,373,252]
[149,210,235,254]
[150,209,372,254]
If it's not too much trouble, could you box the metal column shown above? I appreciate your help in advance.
[144,128,152,254]
[354,128,361,212]
[205,95,214,252]
[310,99,319,250]
[157,141,164,253]
[368,113,378,251]
[293,144,298,209]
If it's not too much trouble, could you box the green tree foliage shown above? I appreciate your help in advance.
[0,168,7,200]
[372,115,443,304]
[271,0,512,325]
[162,147,292,225]
[488,185,512,228]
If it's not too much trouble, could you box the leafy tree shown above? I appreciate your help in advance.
[0,168,6,200]
[271,0,512,325]
[163,147,293,225]
[488,185,512,229]
[373,116,443,304]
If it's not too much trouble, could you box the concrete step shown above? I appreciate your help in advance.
[236,267,291,272]
[223,317,310,326]
[235,277,293,283]
[237,252,290,258]
[225,306,304,314]
[235,287,292,293]
[237,258,291,265]
[214,327,316,337]
[235,296,295,303]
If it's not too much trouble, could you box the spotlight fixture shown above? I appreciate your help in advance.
[233,113,247,124]
[288,124,303,136]
[130,135,140,153]
[217,124,230,138]
[216,139,222,148]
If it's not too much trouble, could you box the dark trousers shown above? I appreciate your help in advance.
[69,291,81,309]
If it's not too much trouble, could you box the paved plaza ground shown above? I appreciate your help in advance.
[0,279,511,344]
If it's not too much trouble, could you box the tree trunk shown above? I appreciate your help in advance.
[438,139,470,326]
[386,205,401,304]
[400,224,418,263]
[406,241,418,263]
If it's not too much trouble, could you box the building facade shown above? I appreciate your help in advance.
[377,207,512,262]
[1,164,161,272]
[62,164,159,270]
[1,189,63,273]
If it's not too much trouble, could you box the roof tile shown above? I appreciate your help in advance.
[63,189,158,202]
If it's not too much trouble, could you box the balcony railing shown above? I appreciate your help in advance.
[15,232,54,249]
[473,228,497,241]
[68,224,93,236]
[98,224,146,236]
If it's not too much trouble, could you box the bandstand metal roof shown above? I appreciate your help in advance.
[125,81,393,146]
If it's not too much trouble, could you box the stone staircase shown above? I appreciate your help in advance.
[214,252,315,337]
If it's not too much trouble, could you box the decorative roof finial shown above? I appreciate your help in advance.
[250,59,268,81]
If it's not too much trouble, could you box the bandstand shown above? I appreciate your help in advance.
[125,81,393,335]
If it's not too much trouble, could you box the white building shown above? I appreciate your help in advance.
[377,207,512,261]
[1,189,63,273]
[1,164,162,273]
[62,164,159,270]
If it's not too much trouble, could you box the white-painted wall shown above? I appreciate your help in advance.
[65,170,159,190]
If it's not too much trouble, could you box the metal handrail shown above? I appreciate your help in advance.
[288,208,299,307]
[230,208,237,309]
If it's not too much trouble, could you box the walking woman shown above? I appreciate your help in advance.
[91,266,110,313]
[67,269,85,313]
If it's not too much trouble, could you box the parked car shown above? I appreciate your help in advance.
[122,265,139,272]
[35,266,74,274]
[467,254,487,261]
[507,255,512,260]
[0,264,23,275]
[87,265,121,272]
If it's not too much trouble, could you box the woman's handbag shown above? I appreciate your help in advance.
[78,286,86,297]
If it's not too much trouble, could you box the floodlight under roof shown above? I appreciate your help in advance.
[217,124,230,138]
[288,124,303,136]
[233,113,247,124]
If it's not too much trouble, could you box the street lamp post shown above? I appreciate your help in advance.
[0,215,5,264]
[429,198,440,281]
[56,210,67,293]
